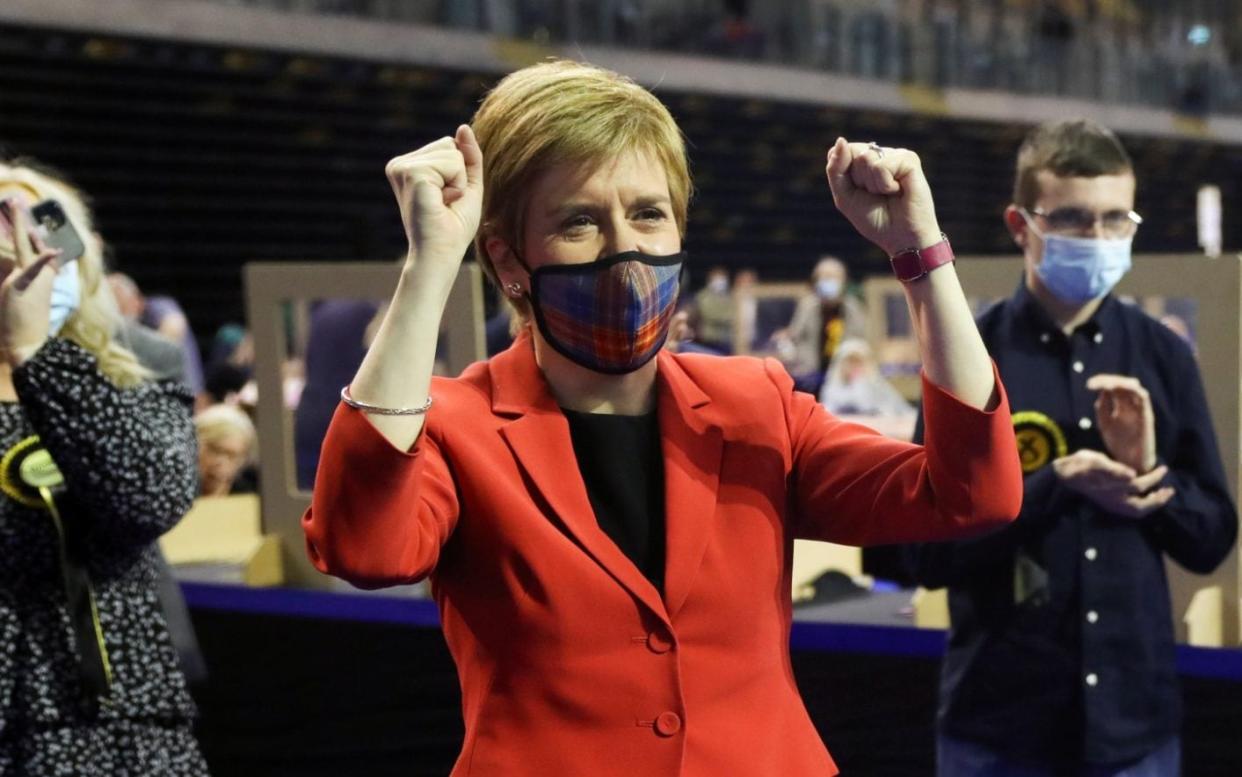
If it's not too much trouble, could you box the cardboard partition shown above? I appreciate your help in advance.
[160,494,284,587]
[244,261,485,588]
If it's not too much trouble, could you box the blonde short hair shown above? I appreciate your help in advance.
[471,59,691,313]
[194,403,257,461]
[0,160,150,387]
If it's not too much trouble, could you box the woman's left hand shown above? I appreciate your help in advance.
[824,138,943,256]
[0,198,61,366]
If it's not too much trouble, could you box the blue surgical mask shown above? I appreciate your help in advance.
[48,260,81,335]
[815,278,842,301]
[1024,214,1132,304]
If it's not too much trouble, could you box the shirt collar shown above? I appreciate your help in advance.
[1011,277,1120,344]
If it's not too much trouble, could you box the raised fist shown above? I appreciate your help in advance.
[824,138,943,257]
[385,124,484,270]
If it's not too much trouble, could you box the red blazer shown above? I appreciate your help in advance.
[304,332,1021,776]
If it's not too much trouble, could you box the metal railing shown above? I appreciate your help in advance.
[206,0,1242,115]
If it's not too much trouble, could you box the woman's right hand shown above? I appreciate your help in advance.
[385,124,484,276]
[0,199,61,367]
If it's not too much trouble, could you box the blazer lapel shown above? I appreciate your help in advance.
[656,352,723,619]
[492,334,669,623]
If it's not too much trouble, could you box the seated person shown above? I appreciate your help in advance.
[778,255,866,394]
[690,265,736,353]
[202,322,256,408]
[819,337,915,440]
[194,403,257,496]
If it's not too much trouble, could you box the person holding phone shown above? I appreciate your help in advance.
[0,161,207,776]
[304,59,1022,776]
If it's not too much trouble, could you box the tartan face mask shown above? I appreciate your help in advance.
[528,250,685,374]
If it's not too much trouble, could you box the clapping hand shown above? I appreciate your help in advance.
[1088,374,1157,474]
[1052,449,1174,519]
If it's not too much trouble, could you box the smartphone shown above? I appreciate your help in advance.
[30,199,85,266]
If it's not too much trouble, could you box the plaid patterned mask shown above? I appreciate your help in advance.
[529,250,684,374]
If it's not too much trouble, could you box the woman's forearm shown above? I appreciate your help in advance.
[903,262,997,411]
[348,126,485,453]
[822,138,996,411]
[347,261,457,452]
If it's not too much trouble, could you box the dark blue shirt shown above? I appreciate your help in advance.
[907,280,1236,765]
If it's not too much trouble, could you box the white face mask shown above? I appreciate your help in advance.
[815,278,842,301]
[48,260,81,335]
[708,277,729,294]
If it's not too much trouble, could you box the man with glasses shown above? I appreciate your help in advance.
[907,119,1236,776]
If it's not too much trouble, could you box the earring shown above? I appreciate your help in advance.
[504,282,523,297]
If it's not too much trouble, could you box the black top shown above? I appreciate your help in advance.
[563,408,666,591]
[1,338,208,773]
[906,281,1237,765]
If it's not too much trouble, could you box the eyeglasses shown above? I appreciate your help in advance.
[1025,206,1143,239]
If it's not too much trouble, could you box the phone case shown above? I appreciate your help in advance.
[31,199,85,265]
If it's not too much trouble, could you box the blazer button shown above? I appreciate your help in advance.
[648,630,673,654]
[655,711,682,737]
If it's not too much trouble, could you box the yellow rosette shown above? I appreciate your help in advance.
[1012,411,1068,474]
[0,435,64,508]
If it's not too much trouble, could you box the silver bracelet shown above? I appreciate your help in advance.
[340,385,433,416]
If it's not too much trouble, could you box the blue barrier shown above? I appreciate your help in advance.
[182,582,1242,680]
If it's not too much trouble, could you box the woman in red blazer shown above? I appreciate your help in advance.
[304,59,1022,776]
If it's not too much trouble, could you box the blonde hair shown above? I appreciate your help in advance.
[471,59,691,317]
[0,161,150,387]
[194,403,257,461]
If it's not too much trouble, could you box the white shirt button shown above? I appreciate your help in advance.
[1079,417,1093,430]
[1040,333,1052,344]
[1086,673,1099,687]
[1085,547,1098,561]
[1086,610,1099,624]
[1072,361,1085,373]
[1093,332,1104,344]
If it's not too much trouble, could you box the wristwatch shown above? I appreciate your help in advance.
[890,235,954,283]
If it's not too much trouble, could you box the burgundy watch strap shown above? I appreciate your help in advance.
[890,235,954,282]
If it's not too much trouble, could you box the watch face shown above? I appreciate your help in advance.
[891,252,925,282]
[892,238,952,282]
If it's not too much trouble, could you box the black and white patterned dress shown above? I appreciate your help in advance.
[0,339,208,776]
